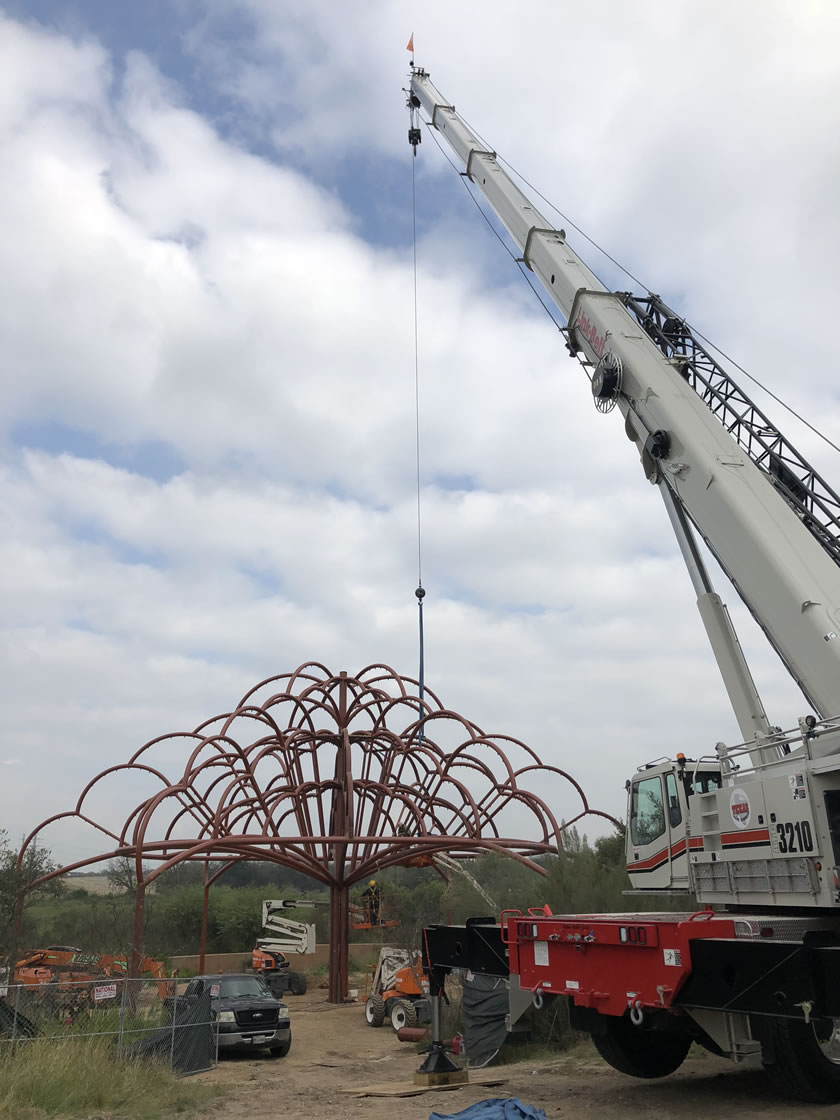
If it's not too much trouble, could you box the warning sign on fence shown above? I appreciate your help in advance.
[94,983,118,1002]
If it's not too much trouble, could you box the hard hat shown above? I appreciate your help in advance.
[369,879,376,887]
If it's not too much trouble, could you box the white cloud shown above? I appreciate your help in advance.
[0,5,833,870]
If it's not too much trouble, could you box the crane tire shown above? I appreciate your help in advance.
[390,999,418,1032]
[288,971,307,996]
[591,1015,690,1079]
[762,1015,840,1103]
[365,994,386,1027]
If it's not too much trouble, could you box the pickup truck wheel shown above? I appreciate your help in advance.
[288,971,307,996]
[763,1016,840,1103]
[390,999,418,1032]
[268,1037,291,1058]
[592,1016,690,1079]
[364,994,385,1027]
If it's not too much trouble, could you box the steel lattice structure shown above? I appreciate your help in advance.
[620,292,840,565]
[19,663,618,1000]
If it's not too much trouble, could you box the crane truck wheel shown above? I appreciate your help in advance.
[762,1015,840,1103]
[390,999,418,1032]
[288,971,307,996]
[591,1015,691,1079]
[364,994,386,1027]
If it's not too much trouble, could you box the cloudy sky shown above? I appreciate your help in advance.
[1,0,839,867]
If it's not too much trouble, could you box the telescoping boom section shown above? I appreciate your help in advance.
[410,67,840,730]
[410,65,840,1102]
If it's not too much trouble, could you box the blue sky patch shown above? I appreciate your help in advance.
[14,420,186,483]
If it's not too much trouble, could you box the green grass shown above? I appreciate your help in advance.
[0,1038,220,1119]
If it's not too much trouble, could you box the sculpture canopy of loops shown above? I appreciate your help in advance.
[17,662,618,1003]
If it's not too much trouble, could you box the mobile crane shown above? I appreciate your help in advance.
[408,66,840,1102]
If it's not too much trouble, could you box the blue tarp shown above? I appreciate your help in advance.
[430,1099,547,1120]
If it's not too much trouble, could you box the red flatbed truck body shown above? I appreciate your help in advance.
[504,909,737,1018]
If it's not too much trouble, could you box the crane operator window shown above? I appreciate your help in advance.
[630,776,666,847]
[690,771,722,796]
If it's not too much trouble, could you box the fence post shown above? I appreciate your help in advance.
[10,982,20,1046]
[117,977,127,1056]
[169,982,179,1072]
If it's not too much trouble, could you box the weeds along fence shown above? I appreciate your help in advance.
[0,977,215,1075]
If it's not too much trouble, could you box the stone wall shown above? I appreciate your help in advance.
[170,942,381,976]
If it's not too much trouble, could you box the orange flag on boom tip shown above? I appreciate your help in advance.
[406,33,414,53]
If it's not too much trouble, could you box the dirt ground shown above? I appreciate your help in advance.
[191,987,835,1120]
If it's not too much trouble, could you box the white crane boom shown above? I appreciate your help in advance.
[413,70,840,1102]
[410,68,840,735]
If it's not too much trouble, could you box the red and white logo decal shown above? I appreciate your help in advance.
[574,309,606,359]
[729,787,751,829]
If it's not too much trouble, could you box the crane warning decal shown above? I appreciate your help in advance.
[729,788,751,828]
[789,772,807,801]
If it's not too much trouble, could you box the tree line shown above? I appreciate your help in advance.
[2,825,692,965]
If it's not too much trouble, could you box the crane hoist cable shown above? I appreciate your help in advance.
[408,81,426,745]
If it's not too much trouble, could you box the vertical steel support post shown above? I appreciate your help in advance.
[199,863,210,974]
[169,983,179,1071]
[10,982,20,1046]
[430,991,442,1043]
[117,977,127,1056]
[326,672,351,1004]
[327,882,350,1004]
[130,881,146,979]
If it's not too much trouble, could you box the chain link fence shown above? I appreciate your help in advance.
[0,976,215,1075]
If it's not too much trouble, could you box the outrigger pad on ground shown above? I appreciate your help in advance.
[413,1068,469,1087]
[338,1074,505,1098]
[429,1099,548,1120]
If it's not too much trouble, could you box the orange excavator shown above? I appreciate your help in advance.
[14,946,169,996]
[9,947,173,1023]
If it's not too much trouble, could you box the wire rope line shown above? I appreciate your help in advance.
[409,131,427,745]
[439,113,840,460]
[411,149,423,587]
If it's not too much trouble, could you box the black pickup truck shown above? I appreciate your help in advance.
[178,973,292,1057]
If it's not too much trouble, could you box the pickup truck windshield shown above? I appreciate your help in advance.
[218,977,273,999]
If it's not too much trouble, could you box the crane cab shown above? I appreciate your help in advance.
[625,757,722,892]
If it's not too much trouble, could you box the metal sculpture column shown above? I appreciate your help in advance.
[327,673,352,1003]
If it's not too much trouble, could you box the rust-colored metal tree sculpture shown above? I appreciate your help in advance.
[19,663,617,1001]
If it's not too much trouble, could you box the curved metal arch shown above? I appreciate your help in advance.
[18,663,619,1001]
